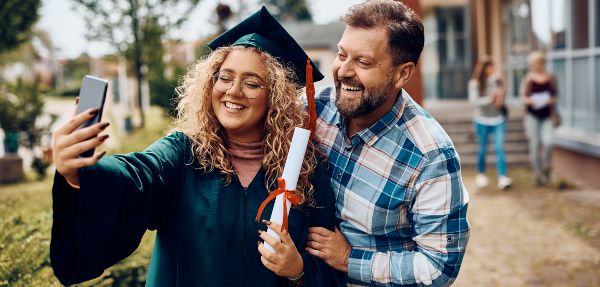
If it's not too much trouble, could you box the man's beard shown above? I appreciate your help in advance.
[335,76,394,119]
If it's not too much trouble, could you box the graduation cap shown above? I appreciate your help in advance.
[207,6,324,87]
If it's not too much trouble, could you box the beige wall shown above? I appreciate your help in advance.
[421,0,467,6]
[471,0,505,73]
[305,48,337,87]
[553,147,600,189]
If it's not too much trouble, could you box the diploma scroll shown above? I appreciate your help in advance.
[530,91,551,110]
[265,127,311,253]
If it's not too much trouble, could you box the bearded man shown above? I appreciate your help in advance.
[306,1,470,286]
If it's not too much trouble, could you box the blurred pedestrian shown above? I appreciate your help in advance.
[469,56,512,189]
[520,51,557,185]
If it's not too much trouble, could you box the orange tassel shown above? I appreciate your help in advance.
[305,59,317,139]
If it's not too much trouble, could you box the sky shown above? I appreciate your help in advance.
[37,0,363,59]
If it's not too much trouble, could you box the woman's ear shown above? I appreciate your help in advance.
[393,62,416,91]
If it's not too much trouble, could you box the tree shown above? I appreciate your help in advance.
[215,3,233,34]
[260,0,312,22]
[139,16,180,116]
[73,0,201,128]
[195,3,233,60]
[0,0,42,53]
[60,53,92,95]
[0,79,56,178]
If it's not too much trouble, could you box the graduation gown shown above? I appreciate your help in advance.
[50,132,337,286]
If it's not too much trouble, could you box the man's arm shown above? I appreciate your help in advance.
[309,147,470,286]
[350,147,470,286]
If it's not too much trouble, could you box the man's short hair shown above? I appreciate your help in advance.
[341,0,424,66]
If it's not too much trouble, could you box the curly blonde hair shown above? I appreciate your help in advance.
[174,46,317,205]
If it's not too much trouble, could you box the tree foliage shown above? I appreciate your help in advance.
[260,0,312,22]
[0,79,56,178]
[72,0,201,127]
[0,0,42,53]
[0,80,44,133]
[138,16,180,116]
[59,54,92,96]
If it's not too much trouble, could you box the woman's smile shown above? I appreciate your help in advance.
[211,49,269,142]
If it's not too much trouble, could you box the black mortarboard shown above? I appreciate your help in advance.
[207,6,324,87]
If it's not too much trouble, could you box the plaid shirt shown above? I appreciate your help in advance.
[314,87,470,286]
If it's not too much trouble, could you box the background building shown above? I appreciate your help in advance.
[421,0,600,188]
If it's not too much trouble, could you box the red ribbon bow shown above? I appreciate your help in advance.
[255,178,301,231]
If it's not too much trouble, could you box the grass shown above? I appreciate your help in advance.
[0,107,172,287]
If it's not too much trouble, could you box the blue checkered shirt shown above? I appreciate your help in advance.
[314,87,470,286]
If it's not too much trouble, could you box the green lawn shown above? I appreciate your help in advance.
[0,107,172,287]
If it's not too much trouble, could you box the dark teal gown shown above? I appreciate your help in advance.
[50,132,337,286]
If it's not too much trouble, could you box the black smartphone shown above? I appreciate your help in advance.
[75,75,108,157]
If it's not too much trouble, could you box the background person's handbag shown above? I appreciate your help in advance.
[500,105,509,118]
[551,107,561,127]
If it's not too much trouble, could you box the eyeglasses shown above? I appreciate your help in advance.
[212,71,266,99]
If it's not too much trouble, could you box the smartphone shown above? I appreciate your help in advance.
[75,75,108,157]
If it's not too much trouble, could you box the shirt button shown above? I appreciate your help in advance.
[345,145,352,151]
[337,173,342,179]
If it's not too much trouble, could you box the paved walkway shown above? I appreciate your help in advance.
[454,168,600,286]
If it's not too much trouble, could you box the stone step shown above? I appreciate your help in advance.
[434,113,524,121]
[440,120,525,134]
[449,131,528,145]
[454,141,529,156]
[425,99,526,122]
[426,100,530,168]
[458,152,530,166]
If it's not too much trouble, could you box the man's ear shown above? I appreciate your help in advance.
[393,62,416,91]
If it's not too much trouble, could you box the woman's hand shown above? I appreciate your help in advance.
[53,106,110,187]
[257,220,304,278]
[492,88,505,108]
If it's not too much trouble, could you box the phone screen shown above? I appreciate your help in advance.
[75,75,108,157]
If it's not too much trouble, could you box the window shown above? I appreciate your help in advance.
[531,0,551,49]
[552,60,568,126]
[596,0,600,47]
[509,2,530,54]
[527,0,600,142]
[551,0,567,49]
[571,0,589,49]
[596,57,600,131]
[512,68,527,97]
[572,58,592,132]
[422,7,469,99]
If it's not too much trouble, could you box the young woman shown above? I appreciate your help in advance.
[520,51,558,185]
[50,8,336,286]
[468,57,512,190]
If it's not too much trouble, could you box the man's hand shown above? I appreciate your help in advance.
[306,227,351,272]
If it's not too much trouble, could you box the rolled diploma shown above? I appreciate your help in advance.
[265,127,311,253]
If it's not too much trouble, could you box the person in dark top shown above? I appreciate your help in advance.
[50,7,337,286]
[520,50,558,185]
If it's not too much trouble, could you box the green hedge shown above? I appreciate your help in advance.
[0,107,171,286]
